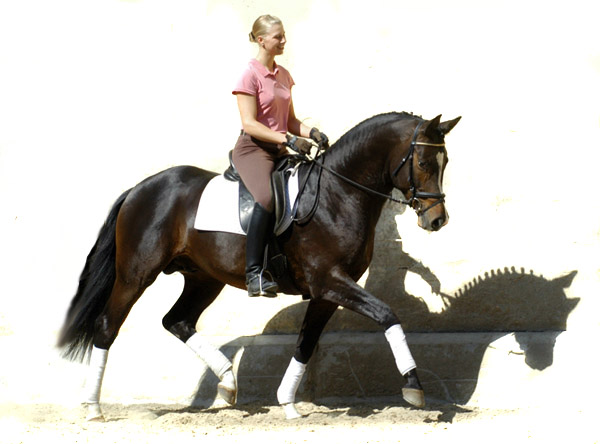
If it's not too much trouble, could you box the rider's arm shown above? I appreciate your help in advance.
[287,99,312,139]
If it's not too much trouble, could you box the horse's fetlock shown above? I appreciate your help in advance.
[404,369,423,390]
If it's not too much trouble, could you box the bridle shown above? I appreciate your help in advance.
[391,121,446,215]
[300,120,446,218]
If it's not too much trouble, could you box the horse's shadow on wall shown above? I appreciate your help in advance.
[194,203,579,407]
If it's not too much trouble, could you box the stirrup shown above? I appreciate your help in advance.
[246,270,278,297]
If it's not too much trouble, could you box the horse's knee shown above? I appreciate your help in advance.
[321,281,400,329]
[366,301,400,329]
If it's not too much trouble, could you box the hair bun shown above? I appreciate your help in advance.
[249,15,281,45]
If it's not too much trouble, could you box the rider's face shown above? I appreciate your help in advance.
[259,24,286,56]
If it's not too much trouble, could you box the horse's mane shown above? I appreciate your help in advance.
[330,111,423,152]
[436,267,579,332]
[451,267,547,302]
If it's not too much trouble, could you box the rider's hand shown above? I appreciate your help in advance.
[285,135,313,155]
[309,127,329,149]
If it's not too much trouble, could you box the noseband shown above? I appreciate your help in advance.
[391,121,446,215]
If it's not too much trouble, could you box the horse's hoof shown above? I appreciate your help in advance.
[402,387,426,408]
[217,383,237,405]
[87,414,106,422]
[217,371,237,405]
[281,403,303,420]
[85,403,106,422]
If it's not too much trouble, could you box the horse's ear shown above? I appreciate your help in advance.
[424,115,442,139]
[438,116,462,136]
[567,297,580,313]
[553,270,578,289]
[552,270,580,312]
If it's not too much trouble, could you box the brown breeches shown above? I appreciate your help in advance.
[232,133,287,212]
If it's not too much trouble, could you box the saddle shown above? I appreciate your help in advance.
[223,150,307,236]
[222,151,315,297]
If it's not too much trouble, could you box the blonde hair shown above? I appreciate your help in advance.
[249,15,282,43]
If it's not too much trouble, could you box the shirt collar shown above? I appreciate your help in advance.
[250,58,279,77]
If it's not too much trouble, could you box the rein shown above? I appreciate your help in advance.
[295,121,446,221]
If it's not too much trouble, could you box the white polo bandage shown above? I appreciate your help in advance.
[277,357,307,405]
[83,346,108,404]
[186,333,232,379]
[385,324,416,375]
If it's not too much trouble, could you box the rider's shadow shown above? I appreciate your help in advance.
[192,202,579,408]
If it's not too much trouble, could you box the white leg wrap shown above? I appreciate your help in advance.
[277,357,307,405]
[185,333,232,379]
[83,346,108,405]
[385,324,416,375]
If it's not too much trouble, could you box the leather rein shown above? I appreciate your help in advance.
[297,121,446,220]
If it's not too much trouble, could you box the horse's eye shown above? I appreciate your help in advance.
[418,160,426,168]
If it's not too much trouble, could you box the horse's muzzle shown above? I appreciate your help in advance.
[418,207,449,232]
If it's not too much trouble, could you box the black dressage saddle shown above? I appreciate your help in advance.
[223,150,307,236]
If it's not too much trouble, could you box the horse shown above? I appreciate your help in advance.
[57,111,461,420]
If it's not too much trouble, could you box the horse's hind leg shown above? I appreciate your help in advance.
[84,275,158,421]
[278,298,339,419]
[161,275,236,404]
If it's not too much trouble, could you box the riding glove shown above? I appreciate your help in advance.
[285,135,313,155]
[309,127,329,149]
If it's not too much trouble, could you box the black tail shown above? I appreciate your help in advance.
[57,189,132,362]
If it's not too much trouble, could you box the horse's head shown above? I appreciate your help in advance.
[391,115,461,232]
[442,268,579,371]
[512,271,579,370]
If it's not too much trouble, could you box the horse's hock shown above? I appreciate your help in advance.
[193,266,579,408]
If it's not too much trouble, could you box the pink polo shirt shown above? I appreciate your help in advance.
[233,59,295,134]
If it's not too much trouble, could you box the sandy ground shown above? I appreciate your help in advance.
[1,401,597,444]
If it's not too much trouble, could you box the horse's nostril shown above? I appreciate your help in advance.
[431,217,445,230]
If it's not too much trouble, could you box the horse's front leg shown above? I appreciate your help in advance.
[319,270,425,408]
[277,298,339,419]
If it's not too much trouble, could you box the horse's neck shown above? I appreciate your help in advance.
[319,137,393,227]
[324,135,395,205]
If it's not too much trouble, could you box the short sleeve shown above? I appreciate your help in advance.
[281,67,295,90]
[232,66,258,96]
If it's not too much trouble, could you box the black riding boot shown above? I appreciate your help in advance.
[245,203,279,297]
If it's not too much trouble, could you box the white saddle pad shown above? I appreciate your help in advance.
[194,168,300,235]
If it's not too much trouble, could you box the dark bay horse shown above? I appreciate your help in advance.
[58,112,461,420]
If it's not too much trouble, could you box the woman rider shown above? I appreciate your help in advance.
[232,15,329,297]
